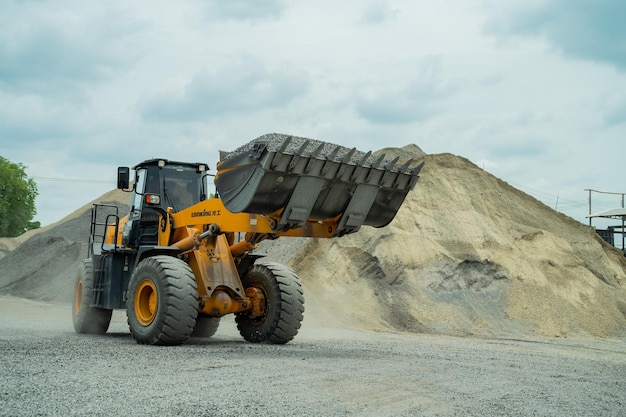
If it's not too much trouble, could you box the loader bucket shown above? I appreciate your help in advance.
[215,133,423,236]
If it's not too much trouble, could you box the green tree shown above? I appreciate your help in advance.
[0,156,39,237]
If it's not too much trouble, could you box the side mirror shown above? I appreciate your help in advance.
[117,167,130,190]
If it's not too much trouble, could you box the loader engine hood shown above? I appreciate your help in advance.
[214,133,423,235]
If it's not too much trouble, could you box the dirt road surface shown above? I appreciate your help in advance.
[1,296,625,417]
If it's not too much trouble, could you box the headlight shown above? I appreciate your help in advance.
[145,194,161,205]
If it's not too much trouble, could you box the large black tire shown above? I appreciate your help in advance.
[72,259,112,335]
[235,261,304,344]
[126,255,198,345]
[190,315,221,338]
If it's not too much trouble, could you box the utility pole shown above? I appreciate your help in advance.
[585,189,592,226]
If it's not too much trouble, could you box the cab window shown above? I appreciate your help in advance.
[131,168,147,212]
[162,166,201,212]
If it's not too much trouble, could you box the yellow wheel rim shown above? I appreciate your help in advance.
[135,279,158,326]
[74,279,83,315]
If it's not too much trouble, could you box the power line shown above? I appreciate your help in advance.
[29,176,114,184]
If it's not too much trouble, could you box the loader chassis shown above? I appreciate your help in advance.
[72,133,423,345]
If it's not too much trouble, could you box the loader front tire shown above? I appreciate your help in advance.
[72,259,112,335]
[127,255,198,345]
[235,261,304,344]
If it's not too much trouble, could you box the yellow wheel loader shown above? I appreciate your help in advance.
[72,133,423,345]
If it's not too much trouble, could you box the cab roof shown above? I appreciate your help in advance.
[133,158,210,171]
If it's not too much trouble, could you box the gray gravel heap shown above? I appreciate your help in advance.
[222,133,418,173]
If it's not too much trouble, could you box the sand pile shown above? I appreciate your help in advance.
[286,148,626,338]
[1,146,625,339]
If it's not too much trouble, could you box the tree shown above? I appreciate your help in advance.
[0,156,39,237]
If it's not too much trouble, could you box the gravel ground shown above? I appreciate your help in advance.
[1,296,625,417]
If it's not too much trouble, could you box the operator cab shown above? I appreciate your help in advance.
[117,159,210,247]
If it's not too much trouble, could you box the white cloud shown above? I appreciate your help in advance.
[0,0,625,227]
[484,0,626,72]
[204,0,286,21]
[360,2,400,25]
[141,55,311,121]
[354,56,462,124]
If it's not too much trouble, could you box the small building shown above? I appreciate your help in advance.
[588,208,626,254]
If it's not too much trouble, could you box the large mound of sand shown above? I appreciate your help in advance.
[2,147,625,339]
[288,149,626,337]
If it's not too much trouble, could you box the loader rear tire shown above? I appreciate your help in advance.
[235,261,304,344]
[190,315,220,338]
[72,259,112,335]
[126,255,198,346]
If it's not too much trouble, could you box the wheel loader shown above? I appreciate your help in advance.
[72,133,423,345]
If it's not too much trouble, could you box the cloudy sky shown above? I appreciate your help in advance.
[1,0,625,229]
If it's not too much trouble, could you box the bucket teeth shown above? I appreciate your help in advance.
[359,151,372,165]
[215,133,423,234]
[310,142,325,158]
[398,159,413,173]
[271,136,293,168]
[342,147,356,163]
[279,135,293,152]
[326,145,341,162]
[306,143,326,172]
[351,151,372,180]
[296,139,310,156]
[411,161,425,175]
[386,156,400,170]
[371,153,386,169]
[321,145,342,176]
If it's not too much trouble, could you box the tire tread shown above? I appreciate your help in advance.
[236,261,304,344]
[127,255,198,346]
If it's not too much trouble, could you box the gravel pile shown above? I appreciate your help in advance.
[0,191,128,303]
[222,133,419,173]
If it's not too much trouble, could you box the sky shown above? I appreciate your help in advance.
[1,0,625,231]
